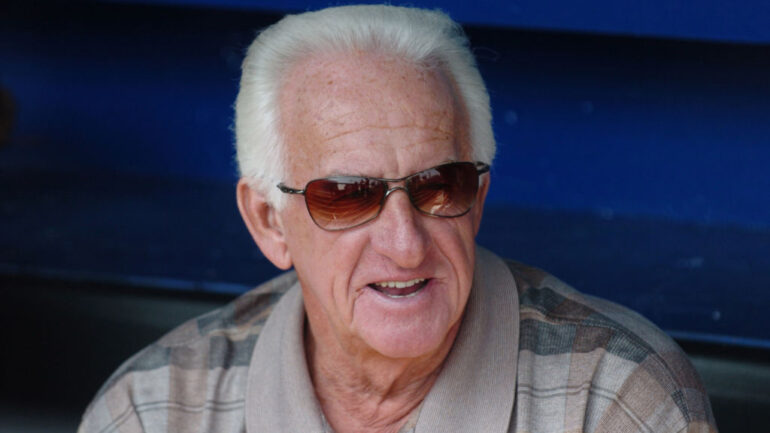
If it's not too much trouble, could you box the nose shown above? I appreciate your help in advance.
[370,187,429,269]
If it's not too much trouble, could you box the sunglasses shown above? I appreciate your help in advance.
[277,161,490,231]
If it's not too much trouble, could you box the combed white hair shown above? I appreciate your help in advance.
[235,5,495,208]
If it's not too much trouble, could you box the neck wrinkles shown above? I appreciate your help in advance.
[304,315,461,433]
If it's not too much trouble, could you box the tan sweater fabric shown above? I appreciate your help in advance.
[79,247,717,432]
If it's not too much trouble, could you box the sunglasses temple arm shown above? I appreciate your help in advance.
[277,184,305,195]
[475,162,490,175]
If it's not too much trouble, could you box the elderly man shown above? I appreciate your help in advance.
[80,5,716,433]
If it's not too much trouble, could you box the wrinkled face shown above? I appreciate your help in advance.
[278,52,487,360]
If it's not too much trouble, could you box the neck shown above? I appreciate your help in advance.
[304,318,460,433]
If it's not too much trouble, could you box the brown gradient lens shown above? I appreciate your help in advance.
[408,162,478,217]
[298,162,482,230]
[304,177,387,230]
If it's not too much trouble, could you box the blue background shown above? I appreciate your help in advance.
[1,0,768,348]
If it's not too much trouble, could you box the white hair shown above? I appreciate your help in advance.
[234,4,495,208]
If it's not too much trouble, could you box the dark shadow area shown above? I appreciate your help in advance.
[0,276,231,432]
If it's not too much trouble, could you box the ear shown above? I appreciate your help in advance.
[236,179,293,270]
[472,173,490,236]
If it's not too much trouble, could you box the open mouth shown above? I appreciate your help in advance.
[368,278,429,298]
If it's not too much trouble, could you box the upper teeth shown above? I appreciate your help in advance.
[375,278,425,289]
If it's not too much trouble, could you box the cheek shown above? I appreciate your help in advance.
[281,207,316,260]
[443,216,478,262]
[430,217,478,295]
[283,217,368,322]
[282,206,330,287]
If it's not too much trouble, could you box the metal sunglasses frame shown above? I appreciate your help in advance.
[276,161,490,231]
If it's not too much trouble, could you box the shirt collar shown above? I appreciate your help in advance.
[246,246,519,433]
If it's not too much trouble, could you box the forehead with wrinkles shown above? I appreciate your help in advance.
[278,52,470,179]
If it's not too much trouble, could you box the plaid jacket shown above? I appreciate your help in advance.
[79,247,717,432]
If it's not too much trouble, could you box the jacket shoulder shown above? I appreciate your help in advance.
[504,259,717,432]
[78,271,297,433]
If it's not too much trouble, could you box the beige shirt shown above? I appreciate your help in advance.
[79,246,716,432]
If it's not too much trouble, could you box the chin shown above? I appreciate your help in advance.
[353,305,458,359]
